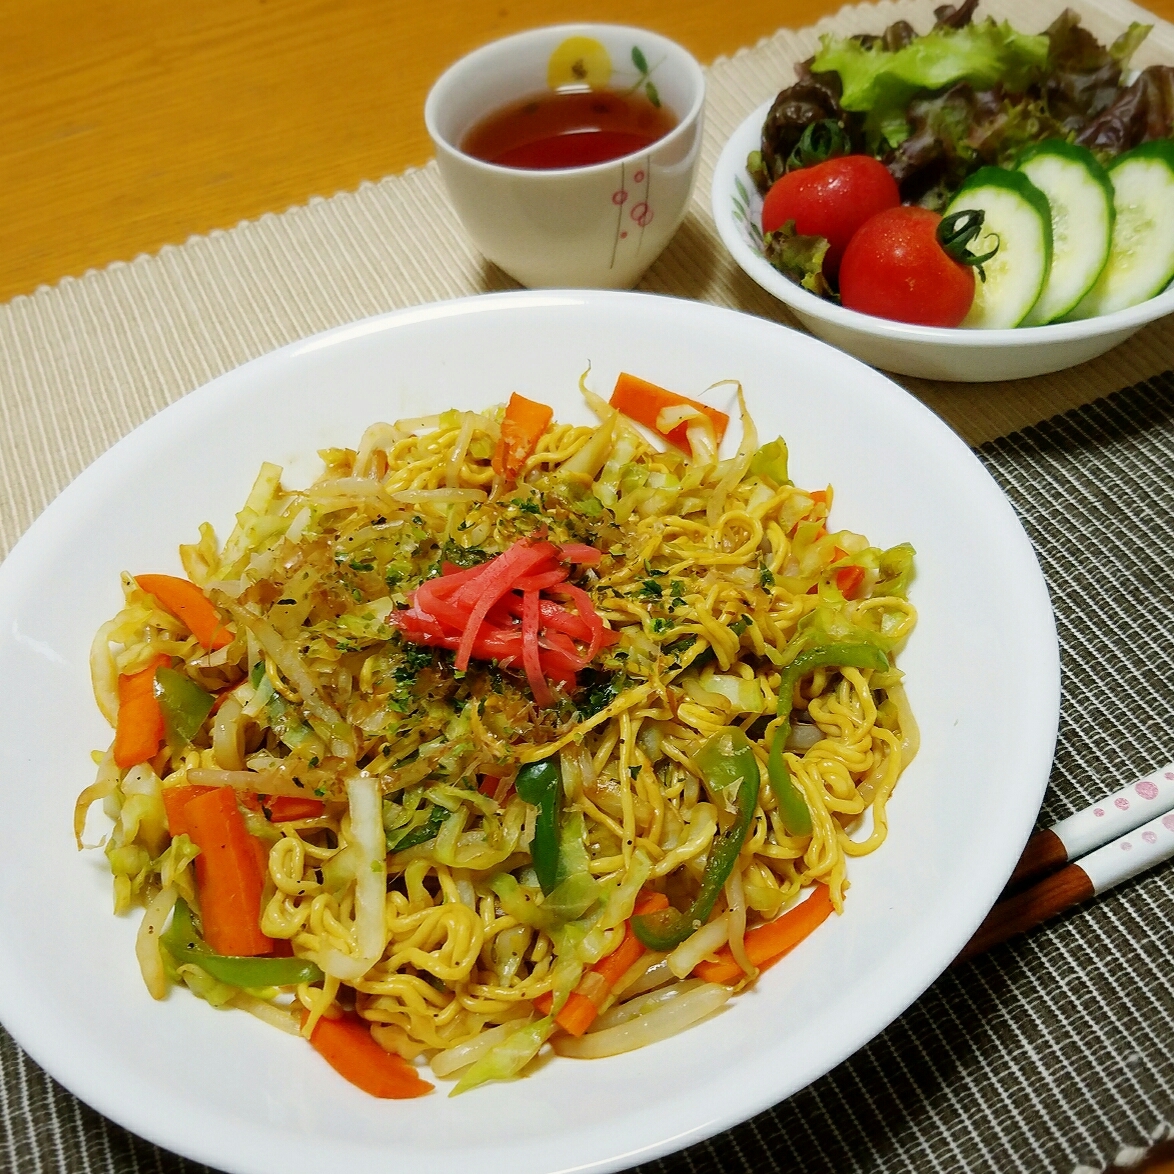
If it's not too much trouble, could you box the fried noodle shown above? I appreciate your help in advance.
[79,382,918,1088]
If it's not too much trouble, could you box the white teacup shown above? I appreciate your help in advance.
[425,24,705,290]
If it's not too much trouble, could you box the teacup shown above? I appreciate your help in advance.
[425,24,705,289]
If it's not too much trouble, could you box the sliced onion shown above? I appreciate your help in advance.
[619,953,674,998]
[552,983,732,1058]
[445,413,478,489]
[597,978,705,1031]
[186,768,315,798]
[347,771,386,965]
[786,722,824,752]
[89,620,119,727]
[667,913,729,979]
[431,1019,533,1078]
[136,886,178,1000]
[74,752,118,849]
[393,488,487,505]
[354,422,400,478]
[707,384,757,528]
[230,992,303,1035]
[212,697,246,771]
[724,866,752,978]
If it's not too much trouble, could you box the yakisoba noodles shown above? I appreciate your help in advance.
[77,375,917,1097]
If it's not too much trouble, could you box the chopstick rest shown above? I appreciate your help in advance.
[957,802,1174,964]
[1006,760,1174,890]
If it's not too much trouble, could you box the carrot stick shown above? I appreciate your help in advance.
[551,991,597,1036]
[593,891,669,987]
[164,785,267,837]
[594,890,670,991]
[265,796,326,822]
[307,1012,433,1098]
[590,934,646,992]
[693,885,834,984]
[609,373,730,455]
[537,890,671,1036]
[183,786,273,957]
[249,835,270,883]
[492,393,554,481]
[162,783,218,838]
[135,574,233,650]
[835,565,866,600]
[113,654,171,769]
[632,892,669,916]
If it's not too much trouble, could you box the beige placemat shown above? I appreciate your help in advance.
[2,0,1172,566]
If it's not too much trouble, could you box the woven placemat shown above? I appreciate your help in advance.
[2,0,1173,1170]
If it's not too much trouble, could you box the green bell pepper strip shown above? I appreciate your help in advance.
[161,897,323,988]
[769,642,890,837]
[631,727,760,951]
[515,758,562,895]
[154,667,215,754]
[387,804,447,852]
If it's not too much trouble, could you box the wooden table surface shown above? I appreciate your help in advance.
[3,0,1173,305]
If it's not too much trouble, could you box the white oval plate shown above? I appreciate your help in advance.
[0,290,1058,1174]
[712,100,1174,382]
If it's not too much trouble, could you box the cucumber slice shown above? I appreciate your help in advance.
[1016,141,1114,326]
[945,167,1052,330]
[1067,140,1174,320]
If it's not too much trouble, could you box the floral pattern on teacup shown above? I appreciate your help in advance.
[547,36,611,89]
[629,46,662,108]
[546,38,663,107]
[610,158,654,268]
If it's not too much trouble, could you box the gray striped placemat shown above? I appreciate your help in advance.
[2,0,1174,1170]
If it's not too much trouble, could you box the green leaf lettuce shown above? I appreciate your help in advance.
[812,18,1049,147]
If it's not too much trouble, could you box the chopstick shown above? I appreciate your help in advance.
[955,760,1174,965]
[1005,759,1174,890]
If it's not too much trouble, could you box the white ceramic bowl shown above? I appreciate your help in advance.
[426,25,705,290]
[712,99,1174,382]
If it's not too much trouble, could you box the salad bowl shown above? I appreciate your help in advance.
[712,99,1174,383]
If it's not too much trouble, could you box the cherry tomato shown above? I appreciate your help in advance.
[760,156,899,278]
[838,206,976,328]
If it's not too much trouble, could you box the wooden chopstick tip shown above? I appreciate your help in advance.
[1002,827,1068,896]
[954,862,1094,967]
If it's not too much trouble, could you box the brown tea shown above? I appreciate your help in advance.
[460,87,677,170]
